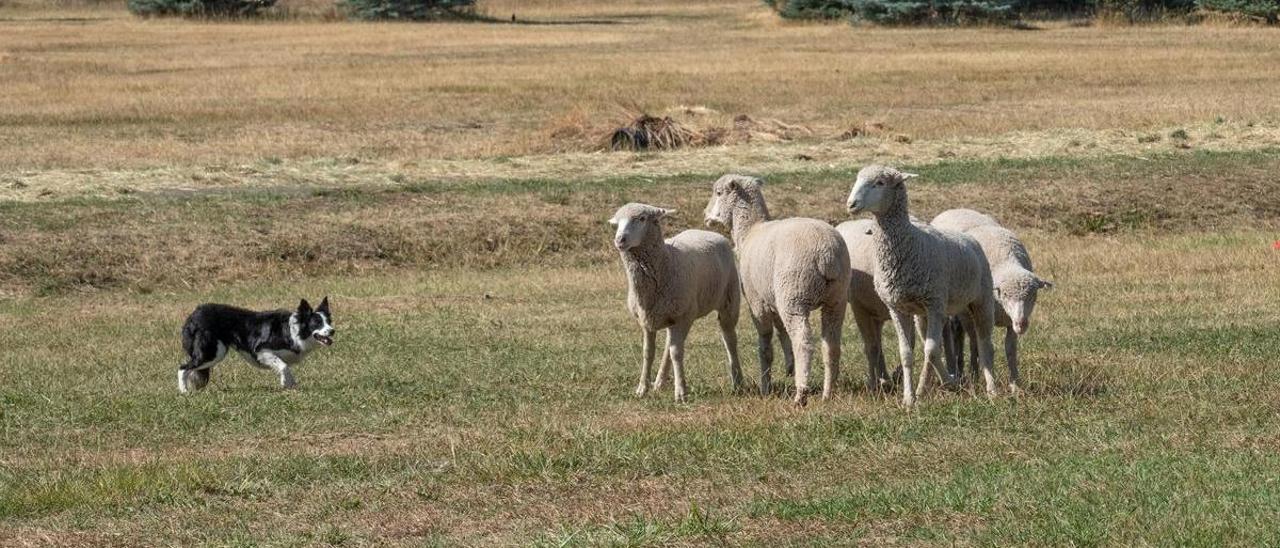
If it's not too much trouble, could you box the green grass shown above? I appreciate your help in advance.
[2,209,1278,543]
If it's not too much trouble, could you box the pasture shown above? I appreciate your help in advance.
[3,0,1280,545]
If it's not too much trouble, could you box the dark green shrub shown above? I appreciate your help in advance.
[763,0,1018,24]
[127,0,277,17]
[1195,0,1279,21]
[339,0,476,21]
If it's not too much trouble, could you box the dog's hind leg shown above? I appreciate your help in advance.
[178,335,223,394]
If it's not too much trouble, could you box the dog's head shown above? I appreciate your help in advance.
[296,297,335,347]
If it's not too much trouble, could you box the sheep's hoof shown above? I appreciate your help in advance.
[759,383,772,397]
[1008,383,1021,397]
[635,383,649,397]
[674,392,687,404]
[901,395,916,408]
[792,393,808,407]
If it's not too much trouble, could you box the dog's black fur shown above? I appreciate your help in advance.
[178,297,334,392]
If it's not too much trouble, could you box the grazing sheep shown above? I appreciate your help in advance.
[846,165,999,406]
[932,212,1053,393]
[610,203,742,403]
[704,175,850,405]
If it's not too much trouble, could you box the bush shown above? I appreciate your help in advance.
[1195,0,1279,21]
[764,0,1018,24]
[127,0,277,17]
[339,0,476,20]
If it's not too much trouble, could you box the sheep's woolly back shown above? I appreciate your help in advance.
[931,208,999,234]
[738,217,850,316]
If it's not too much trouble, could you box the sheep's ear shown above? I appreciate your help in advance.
[993,287,1001,299]
[726,179,739,191]
[659,208,677,218]
[899,172,919,182]
[1038,278,1054,290]
[607,217,620,226]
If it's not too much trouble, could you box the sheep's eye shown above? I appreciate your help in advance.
[875,181,885,187]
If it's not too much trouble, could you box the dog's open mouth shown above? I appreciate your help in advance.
[314,335,334,346]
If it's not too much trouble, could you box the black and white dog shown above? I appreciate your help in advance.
[177,297,335,393]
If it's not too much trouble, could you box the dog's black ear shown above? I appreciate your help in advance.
[318,296,330,313]
[298,299,313,316]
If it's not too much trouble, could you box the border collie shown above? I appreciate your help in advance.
[177,297,335,393]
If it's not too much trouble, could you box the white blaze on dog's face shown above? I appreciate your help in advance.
[295,297,335,347]
[847,165,917,216]
[608,204,674,252]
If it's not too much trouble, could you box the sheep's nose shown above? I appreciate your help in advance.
[614,238,627,250]
[1014,320,1029,335]
[847,200,860,212]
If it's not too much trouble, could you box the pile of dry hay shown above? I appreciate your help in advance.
[604,111,813,152]
[608,115,697,151]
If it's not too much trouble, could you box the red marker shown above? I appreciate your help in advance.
[1273,240,1280,251]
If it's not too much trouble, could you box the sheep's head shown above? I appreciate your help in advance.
[995,271,1053,335]
[847,165,916,216]
[609,203,675,252]
[704,174,763,231]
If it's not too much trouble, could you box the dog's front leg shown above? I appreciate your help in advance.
[256,352,297,389]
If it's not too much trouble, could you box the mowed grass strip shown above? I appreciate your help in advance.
[2,226,1278,543]
[2,148,1279,297]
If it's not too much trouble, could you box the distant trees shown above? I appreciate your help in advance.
[127,0,476,19]
[339,0,476,20]
[764,0,1280,23]
[127,0,276,17]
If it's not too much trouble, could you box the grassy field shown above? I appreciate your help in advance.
[4,0,1280,546]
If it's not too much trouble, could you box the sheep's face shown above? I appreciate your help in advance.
[848,165,916,216]
[609,203,674,252]
[704,175,756,230]
[996,272,1053,334]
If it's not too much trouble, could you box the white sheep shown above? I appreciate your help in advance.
[930,208,998,233]
[932,211,1052,393]
[836,215,933,393]
[610,203,742,403]
[835,219,893,392]
[846,165,999,406]
[703,175,850,406]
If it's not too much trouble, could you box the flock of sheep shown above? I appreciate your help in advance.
[609,164,1052,407]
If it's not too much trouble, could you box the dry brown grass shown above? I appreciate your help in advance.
[3,0,1280,170]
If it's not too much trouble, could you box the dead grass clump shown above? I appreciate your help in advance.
[838,121,888,140]
[607,114,696,151]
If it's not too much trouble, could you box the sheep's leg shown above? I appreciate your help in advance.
[651,345,672,392]
[667,324,691,403]
[950,316,965,381]
[781,312,814,406]
[1005,326,1021,395]
[820,302,844,401]
[752,312,776,397]
[964,317,980,385]
[890,310,916,407]
[917,309,949,398]
[943,317,961,383]
[636,329,657,397]
[852,308,885,393]
[718,311,743,394]
[970,304,998,397]
[774,316,795,377]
